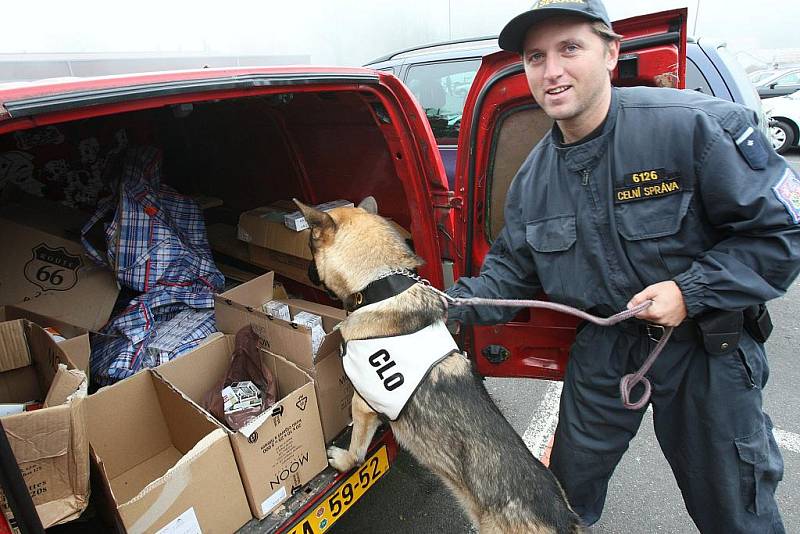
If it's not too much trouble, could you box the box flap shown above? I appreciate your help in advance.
[86,372,172,480]
[1,404,72,463]
[43,364,86,408]
[282,299,346,321]
[152,372,220,455]
[0,307,90,374]
[154,334,234,406]
[218,271,275,310]
[0,320,32,372]
[25,320,77,393]
[311,351,354,443]
[115,428,250,534]
[0,305,88,339]
[0,392,90,528]
[58,335,91,376]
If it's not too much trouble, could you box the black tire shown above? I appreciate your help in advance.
[769,119,795,154]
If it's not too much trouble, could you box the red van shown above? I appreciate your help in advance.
[0,9,687,533]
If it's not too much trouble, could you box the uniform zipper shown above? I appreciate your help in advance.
[581,169,590,186]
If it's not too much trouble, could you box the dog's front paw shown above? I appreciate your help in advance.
[327,446,357,472]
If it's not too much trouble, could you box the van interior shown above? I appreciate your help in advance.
[0,88,415,305]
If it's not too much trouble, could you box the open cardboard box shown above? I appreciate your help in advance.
[215,272,354,443]
[0,305,91,375]
[0,319,88,528]
[155,334,327,519]
[86,368,251,533]
[0,201,119,333]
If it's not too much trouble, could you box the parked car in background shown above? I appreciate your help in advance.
[749,69,778,84]
[756,67,800,99]
[365,35,767,187]
[763,90,800,154]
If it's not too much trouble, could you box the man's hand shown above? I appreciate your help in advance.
[627,281,688,327]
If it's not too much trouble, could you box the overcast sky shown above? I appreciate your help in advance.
[2,1,797,67]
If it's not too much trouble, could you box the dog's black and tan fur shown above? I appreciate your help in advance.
[294,197,582,534]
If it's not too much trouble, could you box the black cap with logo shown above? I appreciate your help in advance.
[499,0,612,54]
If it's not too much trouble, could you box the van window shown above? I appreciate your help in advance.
[686,58,713,95]
[405,59,480,144]
[485,106,553,240]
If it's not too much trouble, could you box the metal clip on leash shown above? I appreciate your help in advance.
[436,290,672,411]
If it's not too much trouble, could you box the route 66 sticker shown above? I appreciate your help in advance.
[24,243,81,292]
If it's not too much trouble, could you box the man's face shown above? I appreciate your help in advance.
[522,17,619,124]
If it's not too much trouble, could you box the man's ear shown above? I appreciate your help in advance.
[293,199,336,236]
[605,39,620,72]
[358,196,378,214]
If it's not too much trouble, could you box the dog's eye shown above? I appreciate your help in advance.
[311,228,322,240]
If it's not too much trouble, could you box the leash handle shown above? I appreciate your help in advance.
[619,326,673,410]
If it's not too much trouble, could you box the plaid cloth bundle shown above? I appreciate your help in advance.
[82,146,223,385]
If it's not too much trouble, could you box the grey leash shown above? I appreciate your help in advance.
[385,270,672,410]
[444,297,671,410]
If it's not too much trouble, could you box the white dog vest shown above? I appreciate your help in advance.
[341,321,459,420]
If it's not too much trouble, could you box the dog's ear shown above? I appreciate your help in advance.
[358,196,378,215]
[293,198,336,239]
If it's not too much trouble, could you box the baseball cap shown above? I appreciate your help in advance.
[499,0,612,54]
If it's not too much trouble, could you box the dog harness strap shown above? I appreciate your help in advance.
[348,274,418,311]
[341,321,459,420]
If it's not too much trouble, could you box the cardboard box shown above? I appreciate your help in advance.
[238,206,313,260]
[0,203,119,332]
[283,199,354,231]
[215,273,354,443]
[155,335,328,519]
[86,369,251,533]
[0,319,89,528]
[247,246,313,286]
[0,306,91,375]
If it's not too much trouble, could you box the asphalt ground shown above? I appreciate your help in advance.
[328,148,800,534]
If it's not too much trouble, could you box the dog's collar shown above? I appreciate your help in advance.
[346,272,418,312]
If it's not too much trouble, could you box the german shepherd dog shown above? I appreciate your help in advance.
[294,197,582,534]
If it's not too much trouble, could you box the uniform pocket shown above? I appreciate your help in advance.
[735,349,756,388]
[525,215,577,301]
[525,215,576,252]
[615,189,692,241]
[735,426,781,516]
[734,335,768,390]
[613,188,697,282]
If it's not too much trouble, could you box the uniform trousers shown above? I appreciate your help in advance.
[549,323,785,533]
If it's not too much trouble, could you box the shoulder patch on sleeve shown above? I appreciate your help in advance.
[732,125,769,170]
[773,167,800,223]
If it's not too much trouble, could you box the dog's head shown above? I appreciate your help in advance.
[293,197,421,306]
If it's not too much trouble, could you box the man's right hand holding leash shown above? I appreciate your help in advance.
[627,280,688,327]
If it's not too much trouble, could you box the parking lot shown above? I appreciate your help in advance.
[330,148,800,533]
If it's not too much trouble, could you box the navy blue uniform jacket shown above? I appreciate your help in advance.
[448,86,800,323]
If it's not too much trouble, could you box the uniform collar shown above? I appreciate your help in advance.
[551,87,619,172]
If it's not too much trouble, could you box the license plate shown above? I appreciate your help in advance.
[286,445,390,534]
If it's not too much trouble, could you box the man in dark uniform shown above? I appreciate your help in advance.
[446,1,800,532]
